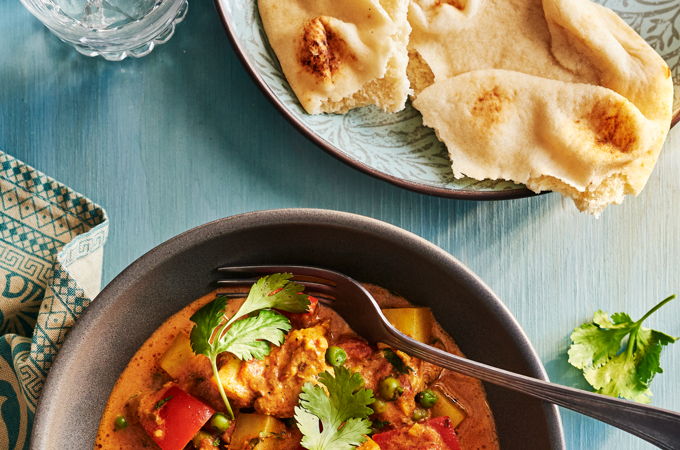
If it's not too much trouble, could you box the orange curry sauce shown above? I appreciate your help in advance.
[95,285,499,450]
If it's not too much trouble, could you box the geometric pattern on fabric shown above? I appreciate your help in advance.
[0,151,108,449]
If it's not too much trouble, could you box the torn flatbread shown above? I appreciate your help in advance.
[407,0,673,214]
[258,0,411,114]
[413,70,666,215]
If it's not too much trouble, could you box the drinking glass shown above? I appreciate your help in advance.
[20,0,188,61]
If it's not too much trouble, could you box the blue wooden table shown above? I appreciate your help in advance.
[2,2,679,449]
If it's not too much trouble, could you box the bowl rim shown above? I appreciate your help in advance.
[211,0,536,201]
[31,208,565,449]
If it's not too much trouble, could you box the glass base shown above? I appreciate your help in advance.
[21,0,188,61]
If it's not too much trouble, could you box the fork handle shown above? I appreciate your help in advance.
[384,334,680,449]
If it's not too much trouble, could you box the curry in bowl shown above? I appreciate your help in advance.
[95,274,498,449]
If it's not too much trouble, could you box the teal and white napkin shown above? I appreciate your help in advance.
[0,152,108,449]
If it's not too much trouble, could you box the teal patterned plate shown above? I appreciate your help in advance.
[214,0,680,199]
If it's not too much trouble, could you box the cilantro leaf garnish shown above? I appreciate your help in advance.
[382,348,413,375]
[154,396,172,410]
[238,273,310,317]
[295,366,374,450]
[217,309,291,360]
[568,295,677,403]
[189,273,310,418]
[189,296,229,357]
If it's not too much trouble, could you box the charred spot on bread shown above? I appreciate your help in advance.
[471,86,513,126]
[299,17,349,81]
[587,101,637,153]
[435,0,465,10]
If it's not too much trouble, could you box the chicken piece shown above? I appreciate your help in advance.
[237,324,331,417]
[338,337,392,392]
[336,336,438,426]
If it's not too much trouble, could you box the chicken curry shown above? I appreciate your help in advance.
[95,275,498,450]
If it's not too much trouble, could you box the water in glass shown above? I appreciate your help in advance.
[48,0,163,30]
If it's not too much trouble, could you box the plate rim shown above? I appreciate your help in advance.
[212,0,536,201]
[31,208,565,449]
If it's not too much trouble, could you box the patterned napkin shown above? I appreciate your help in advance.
[0,152,108,449]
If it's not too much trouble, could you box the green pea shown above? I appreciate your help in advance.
[210,412,231,432]
[114,415,128,431]
[378,376,403,401]
[412,408,428,421]
[416,389,438,408]
[325,346,347,367]
[371,399,387,414]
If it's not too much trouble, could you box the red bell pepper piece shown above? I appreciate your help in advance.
[371,428,398,446]
[426,416,461,450]
[372,417,461,450]
[140,385,215,450]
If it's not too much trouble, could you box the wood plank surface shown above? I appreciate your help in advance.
[1,2,678,449]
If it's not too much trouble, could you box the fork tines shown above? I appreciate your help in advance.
[217,265,336,303]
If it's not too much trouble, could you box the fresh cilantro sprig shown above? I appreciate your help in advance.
[568,295,677,403]
[190,273,310,418]
[295,366,374,450]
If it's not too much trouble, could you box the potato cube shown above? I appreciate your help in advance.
[215,356,254,405]
[431,389,467,428]
[381,307,433,343]
[229,413,285,449]
[218,355,241,385]
[159,332,199,379]
[357,437,380,449]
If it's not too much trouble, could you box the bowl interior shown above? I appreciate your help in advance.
[216,0,680,196]
[32,210,563,449]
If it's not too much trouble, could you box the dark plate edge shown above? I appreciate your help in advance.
[32,208,565,449]
[211,1,536,201]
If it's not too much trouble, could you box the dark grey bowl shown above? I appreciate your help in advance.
[32,209,564,449]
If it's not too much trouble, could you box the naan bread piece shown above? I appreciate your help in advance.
[407,0,598,94]
[542,0,674,124]
[407,0,673,214]
[407,0,673,126]
[412,70,665,215]
[258,0,411,114]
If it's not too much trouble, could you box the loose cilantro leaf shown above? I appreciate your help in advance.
[295,366,374,450]
[189,273,310,418]
[568,295,678,403]
[382,348,413,374]
[568,317,629,369]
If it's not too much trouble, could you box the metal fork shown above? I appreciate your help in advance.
[217,264,680,449]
